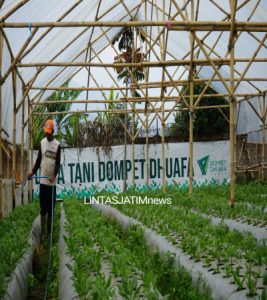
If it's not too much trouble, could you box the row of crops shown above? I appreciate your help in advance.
[0,203,39,297]
[0,182,266,299]
[64,200,211,299]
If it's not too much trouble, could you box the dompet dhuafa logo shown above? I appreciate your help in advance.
[197,155,210,175]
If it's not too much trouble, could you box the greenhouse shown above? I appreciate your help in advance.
[0,0,266,299]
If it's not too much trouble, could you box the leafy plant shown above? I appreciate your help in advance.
[170,81,229,141]
[0,202,39,297]
[60,112,88,147]
[32,81,82,148]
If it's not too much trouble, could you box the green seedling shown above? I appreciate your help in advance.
[246,273,257,297]
[224,264,232,278]
[231,266,245,290]
[260,289,267,300]
[91,275,115,299]
[118,276,141,300]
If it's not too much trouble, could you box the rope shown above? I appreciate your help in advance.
[28,22,33,38]
[166,20,171,30]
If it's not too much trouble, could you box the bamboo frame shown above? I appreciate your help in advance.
[0,0,265,208]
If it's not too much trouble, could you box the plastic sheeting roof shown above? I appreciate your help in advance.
[1,0,267,144]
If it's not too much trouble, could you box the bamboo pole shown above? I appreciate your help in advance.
[229,0,236,208]
[0,29,3,218]
[2,20,267,31]
[16,58,233,68]
[123,83,128,193]
[145,0,150,189]
[32,104,230,115]
[27,98,33,203]
[160,0,167,193]
[12,69,17,177]
[188,0,195,195]
[131,27,136,189]
[20,87,25,190]
[17,57,267,68]
[30,78,267,91]
[261,95,266,181]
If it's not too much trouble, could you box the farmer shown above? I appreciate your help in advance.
[28,119,61,240]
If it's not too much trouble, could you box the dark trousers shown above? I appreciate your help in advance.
[40,184,56,234]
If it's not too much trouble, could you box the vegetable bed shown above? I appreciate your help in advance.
[64,200,212,299]
[111,188,267,299]
[169,183,267,226]
[0,202,39,297]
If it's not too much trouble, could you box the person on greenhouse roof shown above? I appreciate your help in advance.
[28,119,61,241]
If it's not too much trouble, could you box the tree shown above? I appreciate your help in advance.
[170,83,229,141]
[32,81,82,148]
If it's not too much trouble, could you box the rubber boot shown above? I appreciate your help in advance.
[40,215,46,242]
